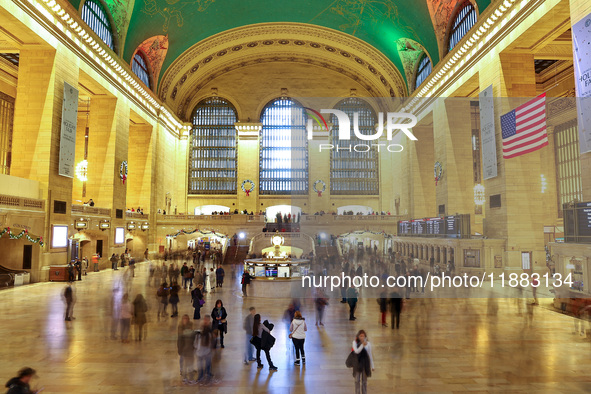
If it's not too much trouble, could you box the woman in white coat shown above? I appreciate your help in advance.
[289,310,307,366]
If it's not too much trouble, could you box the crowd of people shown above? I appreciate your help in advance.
[11,234,559,394]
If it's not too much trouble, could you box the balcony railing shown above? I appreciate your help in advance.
[126,212,149,219]
[71,204,111,216]
[0,194,44,211]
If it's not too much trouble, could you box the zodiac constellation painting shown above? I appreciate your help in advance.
[328,0,399,35]
[142,0,216,32]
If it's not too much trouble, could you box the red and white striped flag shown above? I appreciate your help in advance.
[500,93,548,159]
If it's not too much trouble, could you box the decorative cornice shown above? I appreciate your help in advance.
[408,0,547,112]
[10,0,186,136]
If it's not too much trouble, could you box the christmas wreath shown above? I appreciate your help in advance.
[120,161,128,184]
[313,179,327,196]
[241,179,255,196]
[434,161,443,186]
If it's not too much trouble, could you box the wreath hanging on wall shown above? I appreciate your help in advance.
[241,179,255,196]
[313,179,327,197]
[434,161,443,186]
[120,161,128,184]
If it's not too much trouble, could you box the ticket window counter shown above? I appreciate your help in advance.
[245,261,311,279]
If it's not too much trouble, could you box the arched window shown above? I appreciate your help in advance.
[448,1,477,52]
[259,98,308,195]
[132,52,151,89]
[414,54,432,90]
[81,0,115,50]
[330,98,379,195]
[189,97,238,194]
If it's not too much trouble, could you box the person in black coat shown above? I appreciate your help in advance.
[211,299,228,348]
[389,290,403,329]
[191,284,204,320]
[241,271,253,297]
[5,367,37,394]
[252,314,277,371]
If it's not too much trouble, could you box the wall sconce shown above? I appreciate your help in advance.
[127,221,136,231]
[473,184,485,206]
[540,174,547,193]
[75,218,88,230]
[99,220,110,231]
[141,222,149,231]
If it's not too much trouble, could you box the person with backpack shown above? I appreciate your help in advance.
[191,284,204,320]
[349,330,375,394]
[289,311,307,366]
[252,314,277,371]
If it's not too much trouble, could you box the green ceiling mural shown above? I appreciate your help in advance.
[71,0,491,88]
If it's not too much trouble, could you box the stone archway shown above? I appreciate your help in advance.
[158,23,408,120]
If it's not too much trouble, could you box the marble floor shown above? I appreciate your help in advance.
[1,262,590,393]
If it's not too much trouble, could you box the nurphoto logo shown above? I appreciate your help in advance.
[305,108,418,152]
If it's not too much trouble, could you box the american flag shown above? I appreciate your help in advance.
[500,93,548,159]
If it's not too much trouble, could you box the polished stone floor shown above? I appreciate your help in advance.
[1,262,590,393]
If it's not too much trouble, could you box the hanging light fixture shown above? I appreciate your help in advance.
[474,184,485,205]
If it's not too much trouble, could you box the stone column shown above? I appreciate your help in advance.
[11,47,80,278]
[409,125,436,217]
[236,123,261,214]
[432,99,474,217]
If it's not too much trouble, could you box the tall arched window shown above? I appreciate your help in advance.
[189,97,237,194]
[259,98,308,195]
[81,0,115,50]
[414,54,432,90]
[132,52,151,89]
[448,1,477,52]
[330,98,379,195]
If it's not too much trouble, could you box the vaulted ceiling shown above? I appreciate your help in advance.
[69,0,491,93]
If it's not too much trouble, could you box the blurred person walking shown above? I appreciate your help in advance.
[169,282,181,318]
[314,289,328,326]
[177,315,196,384]
[347,286,358,321]
[63,282,75,321]
[378,290,388,327]
[216,265,225,288]
[156,283,170,319]
[110,253,119,270]
[120,293,132,343]
[195,315,216,384]
[133,294,148,341]
[290,311,307,365]
[389,290,403,329]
